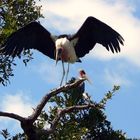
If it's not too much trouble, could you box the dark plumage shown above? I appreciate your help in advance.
[1,16,124,60]
[72,17,124,57]
[1,22,55,58]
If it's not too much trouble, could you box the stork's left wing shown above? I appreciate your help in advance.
[0,22,56,59]
[71,16,124,58]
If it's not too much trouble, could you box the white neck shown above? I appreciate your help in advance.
[55,37,79,63]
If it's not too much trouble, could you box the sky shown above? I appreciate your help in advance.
[0,0,140,138]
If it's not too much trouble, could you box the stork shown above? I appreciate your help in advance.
[0,16,124,85]
[79,69,91,102]
[66,69,91,104]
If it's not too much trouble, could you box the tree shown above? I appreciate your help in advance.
[0,77,126,140]
[0,0,42,86]
[40,82,125,140]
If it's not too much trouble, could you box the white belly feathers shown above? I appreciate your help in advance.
[55,37,78,63]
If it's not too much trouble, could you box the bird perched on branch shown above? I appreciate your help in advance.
[67,69,91,105]
[78,69,92,103]
[78,69,92,93]
[0,16,124,85]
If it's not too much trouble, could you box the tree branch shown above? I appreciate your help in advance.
[28,78,85,123]
[0,78,90,139]
[41,103,103,134]
[0,111,25,122]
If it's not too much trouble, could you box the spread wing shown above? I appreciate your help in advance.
[0,22,55,59]
[72,16,124,58]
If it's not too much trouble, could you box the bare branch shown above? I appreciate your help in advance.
[0,111,25,122]
[28,78,85,123]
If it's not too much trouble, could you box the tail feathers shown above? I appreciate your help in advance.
[76,58,82,62]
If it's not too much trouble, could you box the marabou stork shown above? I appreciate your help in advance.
[66,69,90,104]
[0,16,124,85]
[78,69,91,103]
[78,69,91,94]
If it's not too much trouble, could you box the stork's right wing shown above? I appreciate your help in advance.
[0,22,56,59]
[71,16,124,58]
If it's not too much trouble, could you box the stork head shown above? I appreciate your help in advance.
[79,69,92,84]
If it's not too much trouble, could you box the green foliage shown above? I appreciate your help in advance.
[0,55,15,85]
[0,129,10,139]
[99,85,120,108]
[0,0,43,86]
[44,83,125,140]
[0,129,25,140]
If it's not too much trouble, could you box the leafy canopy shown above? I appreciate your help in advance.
[0,0,43,86]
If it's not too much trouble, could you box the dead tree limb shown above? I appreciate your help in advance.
[0,111,25,121]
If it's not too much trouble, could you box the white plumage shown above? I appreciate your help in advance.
[55,37,78,63]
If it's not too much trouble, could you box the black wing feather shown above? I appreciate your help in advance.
[1,22,55,59]
[72,16,124,58]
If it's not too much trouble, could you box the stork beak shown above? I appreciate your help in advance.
[55,48,62,66]
[84,75,92,84]
[55,50,59,66]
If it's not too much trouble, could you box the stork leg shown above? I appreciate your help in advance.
[65,62,70,83]
[60,61,65,86]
